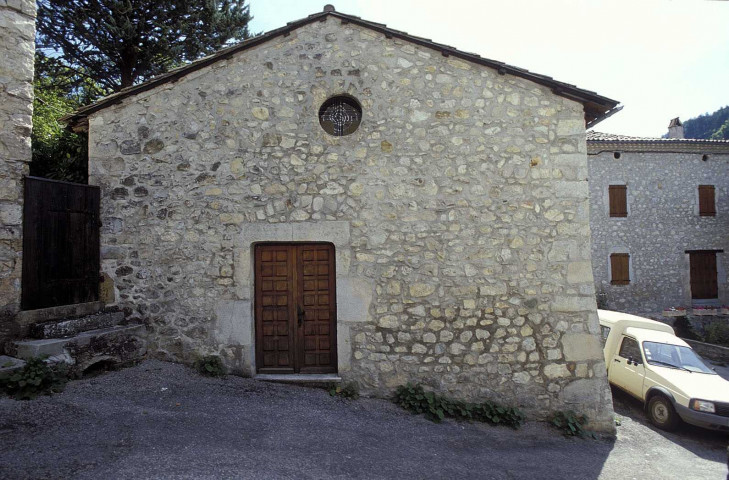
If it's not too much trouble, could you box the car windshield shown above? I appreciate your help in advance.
[642,342,715,374]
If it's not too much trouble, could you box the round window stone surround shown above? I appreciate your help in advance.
[318,96,362,136]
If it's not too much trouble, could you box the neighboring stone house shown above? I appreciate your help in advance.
[0,0,35,338]
[587,123,729,314]
[63,6,620,426]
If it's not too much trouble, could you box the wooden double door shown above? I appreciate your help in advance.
[255,243,337,374]
[689,251,719,300]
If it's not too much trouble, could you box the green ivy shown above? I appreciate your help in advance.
[550,410,596,438]
[705,321,729,347]
[0,357,69,400]
[393,383,525,429]
[329,382,359,399]
[193,355,226,377]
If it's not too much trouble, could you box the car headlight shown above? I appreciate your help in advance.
[690,399,716,413]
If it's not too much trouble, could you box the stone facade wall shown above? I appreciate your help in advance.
[0,0,35,339]
[588,149,729,313]
[88,19,612,426]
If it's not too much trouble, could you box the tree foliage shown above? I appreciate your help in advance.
[30,54,97,183]
[682,106,729,140]
[33,1,253,182]
[37,0,253,92]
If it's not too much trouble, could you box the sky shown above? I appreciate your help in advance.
[247,0,729,138]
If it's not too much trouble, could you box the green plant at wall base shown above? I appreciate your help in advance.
[329,382,359,399]
[194,355,226,377]
[550,410,596,438]
[393,383,525,429]
[0,357,69,400]
[705,322,729,347]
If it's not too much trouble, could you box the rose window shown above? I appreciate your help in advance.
[318,96,362,136]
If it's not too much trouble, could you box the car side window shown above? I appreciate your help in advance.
[618,337,642,363]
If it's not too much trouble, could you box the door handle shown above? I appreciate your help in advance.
[614,359,621,363]
[297,305,305,327]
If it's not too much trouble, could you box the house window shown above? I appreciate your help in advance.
[608,185,627,217]
[610,253,630,285]
[698,185,716,216]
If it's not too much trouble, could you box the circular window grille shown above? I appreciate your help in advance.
[318,96,362,136]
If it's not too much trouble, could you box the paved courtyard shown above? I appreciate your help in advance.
[0,359,726,480]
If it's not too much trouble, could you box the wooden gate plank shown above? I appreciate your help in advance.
[21,177,100,310]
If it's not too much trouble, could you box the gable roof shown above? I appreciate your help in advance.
[62,6,620,131]
[587,131,729,154]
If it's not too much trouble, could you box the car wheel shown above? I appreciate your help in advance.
[647,395,680,431]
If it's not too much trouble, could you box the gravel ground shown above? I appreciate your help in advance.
[0,359,726,480]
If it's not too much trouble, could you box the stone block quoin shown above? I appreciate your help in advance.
[0,0,36,341]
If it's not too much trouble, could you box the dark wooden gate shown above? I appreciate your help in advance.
[255,243,337,374]
[688,251,718,300]
[22,177,100,310]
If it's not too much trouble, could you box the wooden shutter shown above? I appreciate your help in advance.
[610,253,630,285]
[609,185,627,217]
[698,185,716,216]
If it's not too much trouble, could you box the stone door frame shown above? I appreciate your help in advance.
[232,221,363,376]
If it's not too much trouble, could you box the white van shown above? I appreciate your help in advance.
[598,309,729,431]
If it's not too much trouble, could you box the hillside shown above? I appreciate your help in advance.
[682,106,729,140]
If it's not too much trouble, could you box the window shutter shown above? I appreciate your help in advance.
[610,253,630,285]
[609,185,627,217]
[698,185,716,216]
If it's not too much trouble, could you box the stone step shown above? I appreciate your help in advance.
[255,373,342,388]
[16,301,104,325]
[10,324,147,374]
[14,301,105,337]
[0,355,26,380]
[28,311,124,339]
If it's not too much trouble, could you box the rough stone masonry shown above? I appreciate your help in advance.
[588,135,729,314]
[80,14,614,428]
[0,0,35,339]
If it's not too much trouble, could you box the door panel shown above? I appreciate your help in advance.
[297,244,337,373]
[255,245,296,373]
[609,336,645,399]
[255,244,337,374]
[689,251,718,299]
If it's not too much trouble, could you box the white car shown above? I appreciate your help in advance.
[599,309,729,431]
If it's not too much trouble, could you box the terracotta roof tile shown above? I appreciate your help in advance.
[587,131,729,144]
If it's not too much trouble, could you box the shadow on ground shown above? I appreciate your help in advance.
[0,360,724,480]
[610,386,727,461]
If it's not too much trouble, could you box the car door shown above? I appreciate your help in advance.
[608,336,646,399]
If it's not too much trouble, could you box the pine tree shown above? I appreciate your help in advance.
[36,0,253,92]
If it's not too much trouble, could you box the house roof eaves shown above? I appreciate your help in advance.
[587,131,729,154]
[62,8,619,130]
